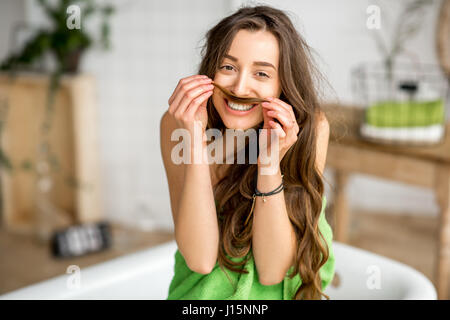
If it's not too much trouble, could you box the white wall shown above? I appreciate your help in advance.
[2,0,444,232]
[0,0,26,63]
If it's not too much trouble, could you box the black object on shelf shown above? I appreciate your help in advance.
[51,221,113,258]
[398,80,419,100]
[398,80,419,94]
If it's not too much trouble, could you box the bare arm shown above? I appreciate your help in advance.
[252,112,330,285]
[160,112,219,274]
[252,165,293,286]
[176,141,219,274]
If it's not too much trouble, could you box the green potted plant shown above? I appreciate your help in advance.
[1,0,114,74]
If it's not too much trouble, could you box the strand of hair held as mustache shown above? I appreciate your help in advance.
[211,81,283,127]
[211,81,270,105]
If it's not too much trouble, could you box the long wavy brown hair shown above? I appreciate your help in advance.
[198,5,330,300]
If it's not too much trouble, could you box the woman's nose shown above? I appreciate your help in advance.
[230,76,251,97]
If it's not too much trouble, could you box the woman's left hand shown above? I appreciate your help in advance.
[258,97,299,167]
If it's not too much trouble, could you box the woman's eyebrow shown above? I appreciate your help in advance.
[224,54,276,71]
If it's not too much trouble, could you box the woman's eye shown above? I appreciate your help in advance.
[221,65,234,71]
[257,72,269,78]
[220,66,269,78]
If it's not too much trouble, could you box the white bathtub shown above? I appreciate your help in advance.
[0,240,436,300]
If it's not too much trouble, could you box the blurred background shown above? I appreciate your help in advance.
[0,0,449,299]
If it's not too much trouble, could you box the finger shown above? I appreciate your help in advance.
[185,89,214,119]
[266,109,295,130]
[262,102,296,124]
[168,75,211,108]
[262,102,297,131]
[269,120,286,138]
[169,76,212,111]
[261,105,273,129]
[261,101,285,113]
[265,98,296,121]
[261,102,285,120]
[168,74,209,105]
[172,83,214,117]
[270,109,299,140]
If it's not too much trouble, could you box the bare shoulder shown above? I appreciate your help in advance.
[315,109,329,175]
[160,110,184,172]
[160,110,185,223]
[160,111,181,151]
[160,110,175,137]
[160,110,177,173]
[315,109,329,132]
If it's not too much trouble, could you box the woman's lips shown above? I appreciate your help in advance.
[224,98,257,116]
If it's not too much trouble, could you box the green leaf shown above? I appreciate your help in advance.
[0,148,13,171]
[0,0,115,73]
[20,159,33,171]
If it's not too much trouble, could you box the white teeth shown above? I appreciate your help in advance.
[227,101,255,111]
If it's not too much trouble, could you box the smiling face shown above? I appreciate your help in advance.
[211,29,282,130]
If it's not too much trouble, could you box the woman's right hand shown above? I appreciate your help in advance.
[167,74,214,136]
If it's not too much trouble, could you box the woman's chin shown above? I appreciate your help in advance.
[222,119,258,131]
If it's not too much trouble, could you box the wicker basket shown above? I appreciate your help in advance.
[351,62,449,147]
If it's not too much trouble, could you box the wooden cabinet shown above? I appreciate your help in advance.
[0,73,103,235]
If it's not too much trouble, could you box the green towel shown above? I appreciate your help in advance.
[166,195,335,300]
[365,99,445,128]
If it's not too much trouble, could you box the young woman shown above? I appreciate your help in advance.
[160,5,335,300]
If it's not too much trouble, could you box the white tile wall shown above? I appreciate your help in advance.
[0,0,26,62]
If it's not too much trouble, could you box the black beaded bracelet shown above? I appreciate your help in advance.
[255,176,284,202]
[244,174,284,226]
